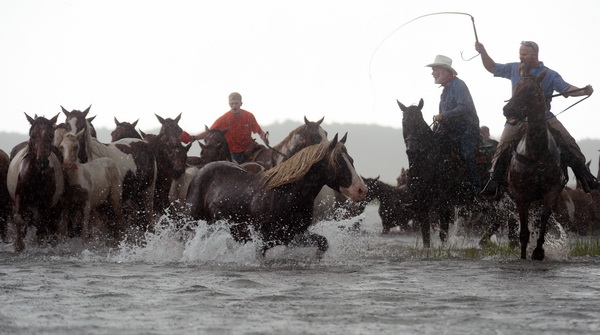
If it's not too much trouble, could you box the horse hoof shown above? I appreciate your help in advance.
[532,248,545,261]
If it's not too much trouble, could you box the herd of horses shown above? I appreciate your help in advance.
[1,74,598,260]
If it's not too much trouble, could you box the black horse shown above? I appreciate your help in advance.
[362,176,414,234]
[396,99,498,247]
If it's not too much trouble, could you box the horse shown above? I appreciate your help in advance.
[185,134,367,257]
[0,149,11,242]
[63,107,157,230]
[111,117,142,141]
[396,99,472,247]
[59,131,125,243]
[7,113,64,251]
[242,116,328,169]
[362,176,414,233]
[504,72,565,260]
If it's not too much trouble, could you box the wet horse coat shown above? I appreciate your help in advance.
[505,73,564,260]
[7,114,64,251]
[63,107,157,229]
[185,134,367,255]
[59,131,124,242]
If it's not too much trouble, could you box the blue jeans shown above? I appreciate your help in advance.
[231,152,244,164]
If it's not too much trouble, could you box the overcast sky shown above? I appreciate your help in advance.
[1,0,599,142]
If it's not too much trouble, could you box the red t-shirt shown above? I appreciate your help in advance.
[211,109,262,153]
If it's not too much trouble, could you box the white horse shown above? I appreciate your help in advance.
[59,131,125,242]
[62,107,157,230]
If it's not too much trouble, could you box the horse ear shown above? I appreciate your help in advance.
[155,114,165,125]
[132,119,139,127]
[83,105,91,116]
[329,133,339,149]
[50,113,60,124]
[140,130,147,138]
[304,116,309,124]
[185,142,193,152]
[114,117,120,125]
[316,116,324,125]
[418,98,424,110]
[25,112,34,125]
[375,175,380,181]
[60,106,69,116]
[205,125,210,132]
[339,132,348,144]
[199,142,206,149]
[87,115,96,123]
[396,100,407,112]
[175,113,182,123]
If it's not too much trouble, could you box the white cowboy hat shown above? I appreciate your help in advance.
[425,55,457,76]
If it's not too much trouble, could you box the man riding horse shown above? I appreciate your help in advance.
[427,55,482,195]
[475,41,598,198]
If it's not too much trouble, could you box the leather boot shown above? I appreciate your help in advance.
[480,147,511,200]
[569,157,600,192]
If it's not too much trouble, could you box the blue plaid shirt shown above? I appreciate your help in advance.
[438,77,480,132]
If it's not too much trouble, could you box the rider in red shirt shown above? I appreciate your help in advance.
[182,92,269,164]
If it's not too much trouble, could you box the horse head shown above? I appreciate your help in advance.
[503,71,547,121]
[25,113,59,171]
[201,126,231,162]
[111,117,141,141]
[397,99,434,152]
[156,113,183,146]
[62,105,96,163]
[325,133,367,202]
[59,130,84,170]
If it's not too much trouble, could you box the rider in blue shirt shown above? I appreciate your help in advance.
[427,55,481,194]
[476,41,597,198]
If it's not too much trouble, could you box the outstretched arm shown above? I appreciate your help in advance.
[564,85,594,97]
[475,42,495,74]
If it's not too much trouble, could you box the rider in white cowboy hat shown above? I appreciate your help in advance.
[426,55,458,76]
[426,54,481,195]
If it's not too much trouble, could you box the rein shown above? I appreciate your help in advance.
[264,131,289,159]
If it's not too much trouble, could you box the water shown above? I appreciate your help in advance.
[1,206,599,335]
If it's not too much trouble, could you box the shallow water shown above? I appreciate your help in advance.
[1,206,599,335]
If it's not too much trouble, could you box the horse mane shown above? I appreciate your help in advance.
[261,140,341,191]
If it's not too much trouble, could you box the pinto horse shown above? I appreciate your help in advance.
[59,131,125,242]
[504,72,564,260]
[7,114,64,251]
[63,107,157,230]
[185,134,367,256]
[243,116,328,169]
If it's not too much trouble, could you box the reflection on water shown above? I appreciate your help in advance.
[1,205,599,335]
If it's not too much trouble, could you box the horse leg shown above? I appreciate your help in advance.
[13,213,25,252]
[532,207,552,261]
[438,206,453,243]
[82,202,92,243]
[517,204,530,259]
[416,210,430,248]
[292,231,329,259]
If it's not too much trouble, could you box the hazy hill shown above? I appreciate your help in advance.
[1,121,598,185]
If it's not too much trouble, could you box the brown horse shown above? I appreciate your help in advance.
[111,118,141,141]
[504,72,564,260]
[63,107,157,230]
[185,134,367,256]
[0,149,11,242]
[7,113,64,251]
[243,116,328,169]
